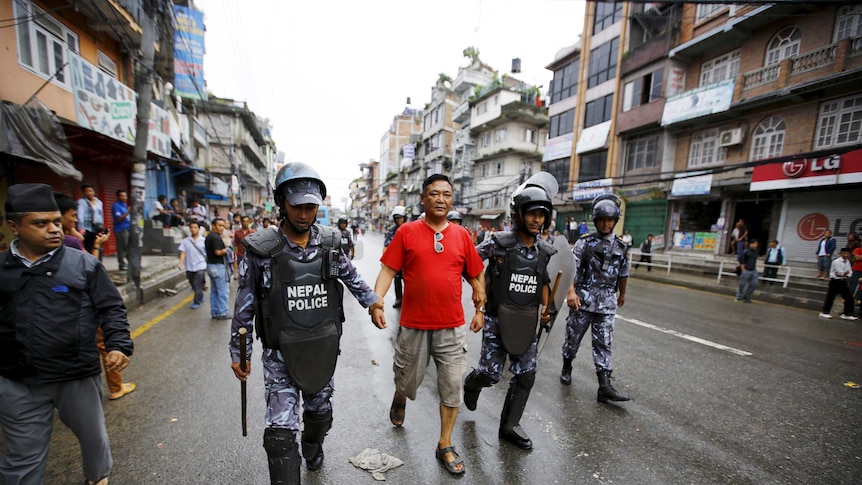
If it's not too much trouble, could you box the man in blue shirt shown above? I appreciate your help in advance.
[112,190,130,272]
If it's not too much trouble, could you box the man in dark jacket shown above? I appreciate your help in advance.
[0,183,134,485]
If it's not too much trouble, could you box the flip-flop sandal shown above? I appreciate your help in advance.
[109,382,136,400]
[389,394,406,427]
[435,445,465,475]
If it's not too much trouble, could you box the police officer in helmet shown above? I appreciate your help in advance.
[446,210,463,225]
[465,183,555,450]
[560,193,630,403]
[337,216,355,259]
[229,162,385,484]
[384,206,407,308]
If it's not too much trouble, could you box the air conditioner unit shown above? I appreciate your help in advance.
[719,128,743,147]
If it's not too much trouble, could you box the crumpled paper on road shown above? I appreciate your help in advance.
[348,447,404,481]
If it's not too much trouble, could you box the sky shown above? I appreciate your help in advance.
[194,0,586,206]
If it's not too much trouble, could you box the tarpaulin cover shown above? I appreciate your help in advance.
[0,98,81,180]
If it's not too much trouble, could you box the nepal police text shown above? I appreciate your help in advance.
[509,273,538,293]
[286,284,329,311]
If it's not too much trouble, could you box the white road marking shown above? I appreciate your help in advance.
[617,315,753,356]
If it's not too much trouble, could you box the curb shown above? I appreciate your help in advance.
[116,264,190,312]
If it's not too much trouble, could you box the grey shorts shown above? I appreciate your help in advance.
[817,255,831,272]
[393,325,468,407]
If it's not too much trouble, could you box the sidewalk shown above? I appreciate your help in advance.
[101,253,187,312]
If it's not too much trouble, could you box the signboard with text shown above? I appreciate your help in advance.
[661,80,734,126]
[173,5,206,100]
[750,149,862,191]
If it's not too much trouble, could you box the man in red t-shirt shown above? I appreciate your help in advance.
[232,215,255,276]
[370,174,485,476]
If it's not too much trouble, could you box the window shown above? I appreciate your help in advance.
[477,102,487,115]
[765,27,801,66]
[544,158,570,191]
[525,128,535,143]
[593,1,623,34]
[479,132,491,148]
[750,117,785,160]
[835,5,862,42]
[494,128,507,144]
[495,161,503,175]
[696,3,727,23]
[700,50,740,86]
[550,109,575,138]
[587,37,619,88]
[578,151,608,182]
[584,94,614,128]
[14,0,78,89]
[550,59,579,104]
[688,128,726,167]
[623,69,663,111]
[815,94,862,148]
[625,134,660,171]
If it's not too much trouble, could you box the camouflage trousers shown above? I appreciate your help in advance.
[561,309,615,373]
[476,315,538,383]
[262,348,333,431]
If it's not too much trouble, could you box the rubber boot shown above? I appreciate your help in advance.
[499,371,535,450]
[560,358,573,385]
[463,368,494,411]
[263,428,301,485]
[597,370,629,402]
[301,410,333,471]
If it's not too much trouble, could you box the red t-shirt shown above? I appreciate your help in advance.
[234,228,255,258]
[381,220,484,330]
[853,247,862,272]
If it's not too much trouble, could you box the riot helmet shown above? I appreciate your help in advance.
[337,216,349,225]
[591,193,621,222]
[446,210,463,224]
[511,186,553,233]
[274,162,326,233]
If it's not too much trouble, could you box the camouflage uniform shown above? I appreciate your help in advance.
[229,224,377,431]
[562,232,629,372]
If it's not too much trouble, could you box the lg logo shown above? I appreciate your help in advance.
[797,212,861,241]
[782,155,840,178]
[782,160,806,177]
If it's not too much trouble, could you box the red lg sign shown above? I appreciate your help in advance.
[797,213,830,241]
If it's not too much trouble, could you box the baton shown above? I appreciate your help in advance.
[238,327,248,437]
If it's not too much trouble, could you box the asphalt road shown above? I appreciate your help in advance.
[8,231,861,484]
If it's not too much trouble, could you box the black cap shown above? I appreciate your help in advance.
[5,183,60,214]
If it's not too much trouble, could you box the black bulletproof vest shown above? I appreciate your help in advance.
[486,232,549,315]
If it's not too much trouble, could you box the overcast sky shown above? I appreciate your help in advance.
[194,0,586,205]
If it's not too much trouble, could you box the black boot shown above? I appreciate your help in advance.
[463,368,494,411]
[499,371,535,450]
[597,370,629,402]
[301,411,333,470]
[560,358,573,385]
[263,428,301,485]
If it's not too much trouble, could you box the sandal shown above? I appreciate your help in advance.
[109,382,136,400]
[389,393,406,427]
[435,445,465,475]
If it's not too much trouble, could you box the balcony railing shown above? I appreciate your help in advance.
[790,44,836,74]
[743,64,780,90]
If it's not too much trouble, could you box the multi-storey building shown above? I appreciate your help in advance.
[467,76,549,229]
[0,0,175,255]
[377,107,422,226]
[664,2,862,261]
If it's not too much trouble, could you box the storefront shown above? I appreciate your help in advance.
[618,186,668,251]
[668,173,723,253]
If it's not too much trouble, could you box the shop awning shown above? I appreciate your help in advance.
[0,99,81,180]
[480,214,501,220]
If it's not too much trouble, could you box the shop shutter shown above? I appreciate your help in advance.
[622,200,668,249]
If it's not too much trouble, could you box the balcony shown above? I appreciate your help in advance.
[479,101,549,130]
[453,102,471,123]
[742,37,861,94]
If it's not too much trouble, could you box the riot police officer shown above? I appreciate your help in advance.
[336,216,355,259]
[446,210,463,225]
[464,184,555,450]
[560,193,630,403]
[384,206,406,308]
[229,162,384,484]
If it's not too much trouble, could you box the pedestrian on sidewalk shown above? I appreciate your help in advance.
[371,174,486,476]
[734,220,749,263]
[560,194,630,403]
[819,248,858,320]
[736,239,760,303]
[178,220,207,309]
[232,215,255,277]
[763,240,786,285]
[815,230,836,280]
[634,234,653,271]
[77,183,105,256]
[1,183,134,485]
[205,218,230,319]
[464,182,554,451]
[229,163,384,482]
[112,190,130,272]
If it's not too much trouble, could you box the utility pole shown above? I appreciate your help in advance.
[128,1,156,295]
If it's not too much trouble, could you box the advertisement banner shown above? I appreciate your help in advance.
[750,149,862,191]
[671,173,713,197]
[576,121,611,154]
[173,5,206,100]
[542,133,574,162]
[572,178,612,202]
[69,53,172,158]
[661,79,734,126]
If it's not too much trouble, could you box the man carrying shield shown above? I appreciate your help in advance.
[228,162,384,484]
[463,182,555,450]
